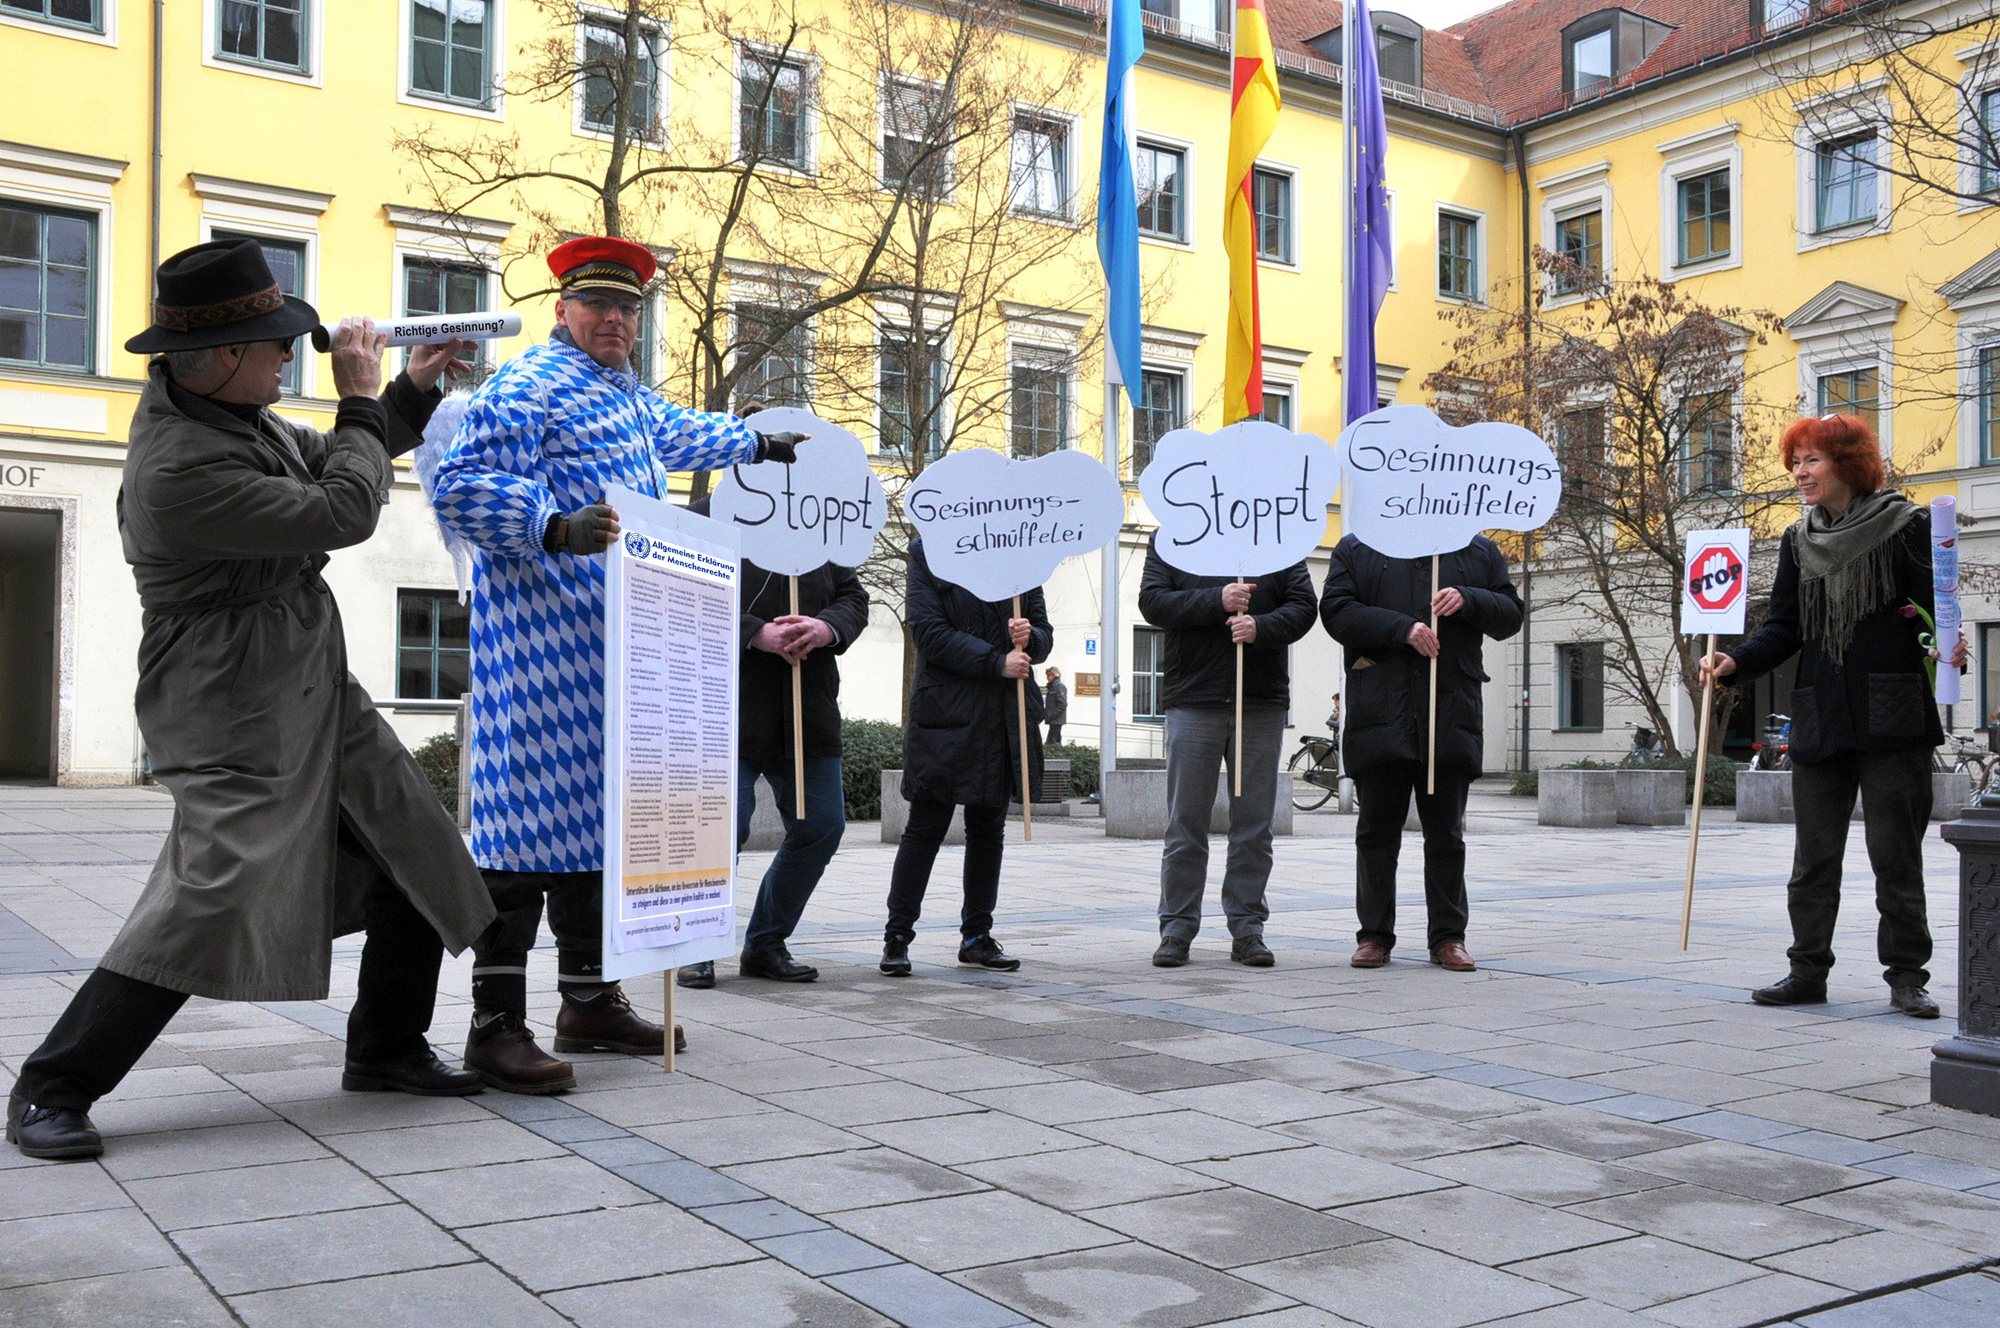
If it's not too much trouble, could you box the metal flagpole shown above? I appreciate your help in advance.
[1342,3,1355,429]
[1101,382,1121,789]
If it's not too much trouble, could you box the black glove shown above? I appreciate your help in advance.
[755,431,806,465]
[545,503,618,555]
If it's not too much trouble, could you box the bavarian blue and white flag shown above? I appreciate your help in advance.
[1098,0,1143,408]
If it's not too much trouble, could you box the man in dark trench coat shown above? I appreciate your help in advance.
[7,240,496,1161]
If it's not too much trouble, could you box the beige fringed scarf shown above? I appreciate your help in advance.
[1791,488,1922,665]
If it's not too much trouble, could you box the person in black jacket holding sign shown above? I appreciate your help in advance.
[1139,539,1318,967]
[881,536,1052,976]
[678,502,870,990]
[1321,534,1521,974]
[1701,415,1964,1019]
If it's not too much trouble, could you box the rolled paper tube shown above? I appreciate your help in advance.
[310,311,522,352]
[1933,496,1962,707]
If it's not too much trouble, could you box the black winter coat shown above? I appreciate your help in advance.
[1137,541,1318,710]
[1727,511,1944,764]
[1320,535,1522,776]
[901,537,1053,808]
[687,498,872,766]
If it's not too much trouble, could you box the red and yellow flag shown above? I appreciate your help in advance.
[1224,0,1281,423]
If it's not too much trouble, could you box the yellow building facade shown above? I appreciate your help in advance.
[0,0,1993,782]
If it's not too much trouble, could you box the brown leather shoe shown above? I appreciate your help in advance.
[1431,942,1477,972]
[1350,941,1390,968]
[554,987,669,1056]
[463,1011,575,1094]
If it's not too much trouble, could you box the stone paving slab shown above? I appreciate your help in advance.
[4,783,1999,1326]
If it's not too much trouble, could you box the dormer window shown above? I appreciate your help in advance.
[1304,11,1422,87]
[1562,9,1674,98]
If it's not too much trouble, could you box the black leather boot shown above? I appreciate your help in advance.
[7,1093,102,1161]
[880,938,912,976]
[741,947,818,982]
[1751,975,1828,1006]
[342,1049,483,1096]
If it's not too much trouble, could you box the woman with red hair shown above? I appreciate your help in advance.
[1702,414,1965,1019]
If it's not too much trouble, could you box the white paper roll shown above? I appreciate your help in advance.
[310,311,520,352]
[1933,495,1962,707]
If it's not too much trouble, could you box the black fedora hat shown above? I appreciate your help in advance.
[125,239,320,354]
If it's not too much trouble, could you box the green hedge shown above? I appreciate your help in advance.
[1046,743,1102,799]
[841,718,904,821]
[412,731,459,811]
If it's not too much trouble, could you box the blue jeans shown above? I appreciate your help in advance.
[737,755,846,954]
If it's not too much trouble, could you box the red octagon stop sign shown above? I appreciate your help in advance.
[1687,544,1745,613]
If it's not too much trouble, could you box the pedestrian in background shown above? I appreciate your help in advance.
[1043,667,1069,746]
[880,536,1051,977]
[1138,537,1317,968]
[1321,534,1521,974]
[1702,413,1965,1019]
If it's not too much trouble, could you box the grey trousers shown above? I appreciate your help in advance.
[1159,704,1285,940]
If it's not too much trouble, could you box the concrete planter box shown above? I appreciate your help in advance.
[1935,770,1974,821]
[1103,768,1295,840]
[1615,768,1686,826]
[879,770,966,845]
[1736,769,1968,824]
[1538,769,1616,827]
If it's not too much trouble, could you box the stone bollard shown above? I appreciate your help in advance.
[1735,769,1794,823]
[1615,768,1686,827]
[1934,770,1973,822]
[1103,769,1169,838]
[1934,794,2000,1117]
[879,770,966,846]
[1538,769,1616,827]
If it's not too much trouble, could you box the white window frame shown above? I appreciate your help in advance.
[1261,341,1307,429]
[195,179,328,400]
[1957,39,2000,211]
[1537,161,1612,308]
[878,72,955,203]
[1008,102,1081,225]
[397,0,507,123]
[1793,81,1891,252]
[1784,280,1901,458]
[1007,341,1076,456]
[1434,203,1485,305]
[0,0,114,45]
[203,0,323,88]
[729,302,816,410]
[732,40,820,177]
[873,297,954,460]
[0,144,124,384]
[572,6,670,147]
[1945,251,2000,468]
[1135,132,1197,253]
[1251,159,1300,271]
[1658,122,1741,277]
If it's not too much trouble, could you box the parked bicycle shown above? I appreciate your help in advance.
[1287,710,1343,811]
[1936,732,1999,794]
[1622,723,1665,765]
[1749,713,1792,771]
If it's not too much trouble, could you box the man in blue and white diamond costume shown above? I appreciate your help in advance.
[433,236,786,1094]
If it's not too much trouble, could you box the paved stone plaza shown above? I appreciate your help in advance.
[3,782,1998,1327]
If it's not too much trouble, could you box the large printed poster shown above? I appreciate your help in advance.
[601,484,740,978]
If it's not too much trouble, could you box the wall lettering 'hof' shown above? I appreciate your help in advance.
[1333,405,1562,560]
[709,407,887,576]
[1,464,46,490]
[903,446,1126,602]
[1139,420,1339,578]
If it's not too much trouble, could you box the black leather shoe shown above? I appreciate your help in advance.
[741,947,818,983]
[1152,936,1190,967]
[677,962,715,989]
[343,1048,484,1096]
[1752,976,1828,1006]
[958,934,1021,971]
[7,1094,102,1160]
[1231,935,1275,967]
[1891,985,1940,1019]
[881,938,912,976]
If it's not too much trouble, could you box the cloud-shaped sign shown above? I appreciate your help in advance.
[709,407,888,575]
[903,447,1125,602]
[1139,420,1339,578]
[1333,405,1563,560]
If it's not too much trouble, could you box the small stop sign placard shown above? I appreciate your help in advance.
[1681,528,1751,634]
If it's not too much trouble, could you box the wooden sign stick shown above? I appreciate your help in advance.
[1427,554,1441,797]
[663,970,676,1074]
[1234,640,1245,798]
[789,575,806,820]
[1014,595,1033,842]
[1680,632,1719,951]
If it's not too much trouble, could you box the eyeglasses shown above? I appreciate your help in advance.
[574,295,642,321]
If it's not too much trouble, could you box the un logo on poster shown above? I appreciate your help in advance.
[623,531,650,560]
